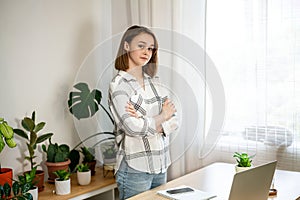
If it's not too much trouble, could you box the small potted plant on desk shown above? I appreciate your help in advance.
[14,111,53,191]
[17,166,38,200]
[76,163,91,186]
[0,117,17,187]
[233,152,255,173]
[80,146,96,175]
[42,139,71,183]
[53,169,71,195]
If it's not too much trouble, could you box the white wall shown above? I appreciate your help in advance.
[0,0,117,176]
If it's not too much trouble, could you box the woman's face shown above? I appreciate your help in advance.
[125,33,155,68]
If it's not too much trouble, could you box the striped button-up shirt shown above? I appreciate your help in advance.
[109,70,178,174]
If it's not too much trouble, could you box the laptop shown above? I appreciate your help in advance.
[228,160,277,200]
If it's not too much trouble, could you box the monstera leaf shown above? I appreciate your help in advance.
[68,82,102,120]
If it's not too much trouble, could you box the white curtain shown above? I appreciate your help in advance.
[206,0,300,171]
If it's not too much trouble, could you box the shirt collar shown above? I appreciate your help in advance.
[118,70,151,81]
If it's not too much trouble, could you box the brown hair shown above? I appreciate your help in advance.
[114,25,158,77]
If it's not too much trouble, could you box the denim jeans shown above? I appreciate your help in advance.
[116,160,167,200]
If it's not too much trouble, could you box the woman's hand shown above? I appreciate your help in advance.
[161,98,176,121]
[125,102,139,118]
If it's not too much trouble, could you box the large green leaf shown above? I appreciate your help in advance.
[14,129,28,140]
[21,118,35,132]
[3,182,11,197]
[68,82,102,120]
[36,133,53,144]
[33,122,45,133]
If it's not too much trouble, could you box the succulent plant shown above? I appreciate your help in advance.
[76,163,90,172]
[42,138,70,163]
[233,152,255,167]
[53,169,71,181]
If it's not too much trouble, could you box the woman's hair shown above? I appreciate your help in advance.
[114,25,158,77]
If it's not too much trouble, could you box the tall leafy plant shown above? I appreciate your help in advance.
[67,82,115,171]
[14,111,53,170]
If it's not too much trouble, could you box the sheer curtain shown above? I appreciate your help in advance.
[205,0,300,171]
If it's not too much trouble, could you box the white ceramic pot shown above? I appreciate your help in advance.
[55,178,71,195]
[235,165,251,173]
[28,186,38,200]
[77,170,91,185]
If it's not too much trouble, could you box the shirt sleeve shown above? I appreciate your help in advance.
[109,82,157,137]
[161,114,179,136]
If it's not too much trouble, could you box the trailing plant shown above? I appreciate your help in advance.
[233,152,255,167]
[53,169,71,181]
[14,111,53,170]
[76,163,89,172]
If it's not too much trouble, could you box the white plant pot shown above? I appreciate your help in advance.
[235,165,251,173]
[77,170,91,185]
[28,186,38,200]
[55,178,71,195]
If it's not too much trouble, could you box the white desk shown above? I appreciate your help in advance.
[128,162,300,200]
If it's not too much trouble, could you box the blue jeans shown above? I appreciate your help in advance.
[116,161,167,200]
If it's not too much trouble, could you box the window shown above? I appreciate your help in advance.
[206,0,300,171]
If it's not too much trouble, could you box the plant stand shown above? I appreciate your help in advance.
[103,164,115,177]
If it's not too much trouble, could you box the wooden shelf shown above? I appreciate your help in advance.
[39,167,117,200]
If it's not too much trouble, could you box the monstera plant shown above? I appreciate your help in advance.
[67,82,115,172]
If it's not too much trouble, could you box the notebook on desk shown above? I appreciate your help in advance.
[228,160,277,200]
[157,185,217,200]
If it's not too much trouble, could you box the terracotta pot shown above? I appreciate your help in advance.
[84,160,96,176]
[45,159,71,183]
[0,168,13,187]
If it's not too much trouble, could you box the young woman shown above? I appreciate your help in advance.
[109,25,178,199]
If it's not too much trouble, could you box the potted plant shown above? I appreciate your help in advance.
[53,169,71,195]
[0,181,33,200]
[0,117,17,187]
[233,152,255,172]
[42,139,71,183]
[80,146,96,175]
[101,141,117,177]
[76,163,91,185]
[14,111,53,191]
[67,82,115,170]
[17,166,38,200]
